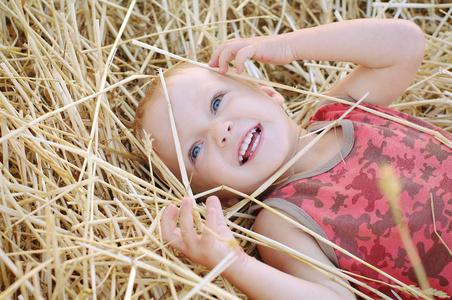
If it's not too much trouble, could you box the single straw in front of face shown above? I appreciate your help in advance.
[158,69,195,201]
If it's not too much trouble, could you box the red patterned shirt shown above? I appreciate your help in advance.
[261,102,452,299]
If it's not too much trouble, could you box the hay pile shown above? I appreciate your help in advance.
[0,0,451,299]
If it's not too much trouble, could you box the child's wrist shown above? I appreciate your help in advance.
[221,247,251,279]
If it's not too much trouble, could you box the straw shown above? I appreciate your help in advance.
[1,0,451,299]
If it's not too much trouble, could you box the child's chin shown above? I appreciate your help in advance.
[196,190,239,206]
[220,198,240,207]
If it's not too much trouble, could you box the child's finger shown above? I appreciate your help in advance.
[161,204,178,238]
[161,204,186,250]
[201,205,218,248]
[179,197,199,249]
[205,196,223,229]
[215,40,250,73]
[210,39,258,74]
[202,196,229,247]
[210,40,238,67]
[234,46,256,74]
[206,196,222,216]
[206,196,234,239]
[217,51,235,74]
[209,44,226,67]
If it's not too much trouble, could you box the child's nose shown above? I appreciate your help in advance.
[212,121,232,147]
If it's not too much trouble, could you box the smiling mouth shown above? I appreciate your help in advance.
[239,125,262,165]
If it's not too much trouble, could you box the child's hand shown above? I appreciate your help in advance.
[209,19,424,107]
[163,197,356,299]
[209,35,295,74]
[161,196,244,270]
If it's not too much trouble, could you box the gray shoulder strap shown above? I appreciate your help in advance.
[259,198,339,267]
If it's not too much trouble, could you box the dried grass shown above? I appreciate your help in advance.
[0,0,451,299]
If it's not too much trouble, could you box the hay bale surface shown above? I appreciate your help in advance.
[0,0,451,299]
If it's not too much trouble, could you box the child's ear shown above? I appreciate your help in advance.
[257,83,285,105]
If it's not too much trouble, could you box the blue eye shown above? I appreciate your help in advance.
[211,93,224,113]
[190,144,201,161]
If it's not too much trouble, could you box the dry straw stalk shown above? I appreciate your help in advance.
[0,0,451,299]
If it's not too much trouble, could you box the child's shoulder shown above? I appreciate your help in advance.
[312,100,438,129]
[254,207,339,269]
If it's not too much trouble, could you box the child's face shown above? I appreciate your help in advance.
[144,67,301,196]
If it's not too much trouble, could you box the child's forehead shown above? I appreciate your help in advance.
[166,67,254,97]
[146,69,213,125]
[168,67,218,86]
[165,69,224,102]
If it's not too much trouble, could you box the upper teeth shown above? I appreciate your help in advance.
[239,128,260,158]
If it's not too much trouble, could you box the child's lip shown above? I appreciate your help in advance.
[238,124,262,165]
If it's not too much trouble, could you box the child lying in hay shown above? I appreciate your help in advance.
[133,18,452,299]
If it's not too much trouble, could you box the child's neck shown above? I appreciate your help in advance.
[287,126,344,176]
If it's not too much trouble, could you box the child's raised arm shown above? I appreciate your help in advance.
[209,18,425,107]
